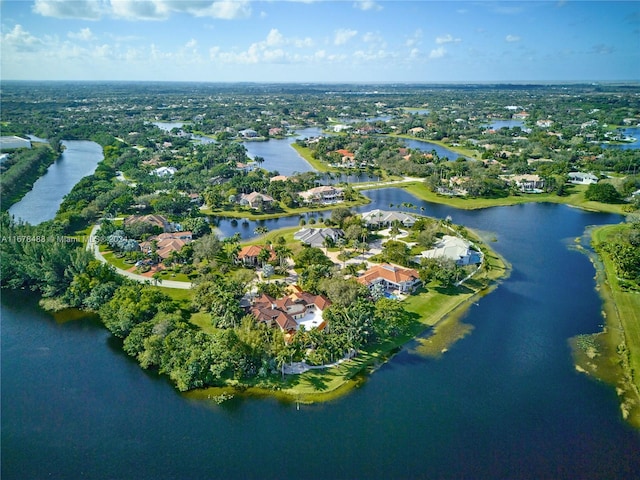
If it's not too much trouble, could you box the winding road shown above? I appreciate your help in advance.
[87,224,193,289]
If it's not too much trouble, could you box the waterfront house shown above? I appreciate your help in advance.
[357,263,420,294]
[294,227,344,248]
[237,245,276,267]
[501,174,545,193]
[249,290,332,334]
[239,191,275,210]
[568,172,599,185]
[361,209,417,228]
[298,186,344,205]
[415,235,482,266]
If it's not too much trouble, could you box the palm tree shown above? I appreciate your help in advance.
[274,244,292,269]
[254,225,269,237]
[257,247,272,268]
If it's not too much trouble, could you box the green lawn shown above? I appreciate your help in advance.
[290,143,336,172]
[101,251,135,270]
[404,182,628,214]
[582,224,640,427]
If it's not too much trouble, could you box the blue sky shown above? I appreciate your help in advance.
[1,1,639,82]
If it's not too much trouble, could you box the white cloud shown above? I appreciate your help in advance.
[185,38,198,49]
[405,29,423,47]
[193,1,251,20]
[429,47,446,59]
[506,34,521,42]
[266,28,284,47]
[436,34,461,45]
[33,0,252,21]
[353,0,382,12]
[33,0,103,20]
[334,28,358,46]
[208,29,316,65]
[2,24,44,52]
[68,28,95,41]
[110,0,170,20]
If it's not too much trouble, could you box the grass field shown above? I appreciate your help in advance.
[571,224,640,427]
[405,182,628,214]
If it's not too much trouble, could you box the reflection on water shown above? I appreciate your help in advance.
[8,140,104,225]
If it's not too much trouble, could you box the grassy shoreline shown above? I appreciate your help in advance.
[188,228,509,404]
[403,182,629,214]
[570,224,640,428]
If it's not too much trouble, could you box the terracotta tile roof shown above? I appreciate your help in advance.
[357,263,419,286]
[238,245,276,262]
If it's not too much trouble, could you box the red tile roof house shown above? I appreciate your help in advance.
[139,231,193,259]
[236,245,276,267]
[249,291,332,335]
[239,191,275,209]
[124,214,171,232]
[357,263,421,294]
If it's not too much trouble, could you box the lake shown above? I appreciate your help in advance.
[401,138,472,161]
[603,127,640,150]
[242,127,322,175]
[3,128,640,479]
[7,140,104,225]
[3,189,640,479]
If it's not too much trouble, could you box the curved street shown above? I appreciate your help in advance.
[87,224,193,289]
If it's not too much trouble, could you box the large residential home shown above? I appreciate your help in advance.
[415,235,482,266]
[334,149,355,166]
[139,231,193,259]
[357,263,421,294]
[294,227,344,248]
[568,172,599,185]
[249,290,332,335]
[298,185,344,205]
[151,166,177,177]
[124,214,171,232]
[239,191,275,210]
[239,129,259,138]
[501,174,545,193]
[361,209,417,228]
[237,245,276,267]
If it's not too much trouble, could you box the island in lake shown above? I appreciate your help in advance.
[1,82,638,428]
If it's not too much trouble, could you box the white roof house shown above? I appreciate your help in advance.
[361,209,417,228]
[568,172,599,185]
[294,228,344,248]
[151,166,177,177]
[416,235,482,266]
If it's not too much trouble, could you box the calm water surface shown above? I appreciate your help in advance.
[3,193,640,479]
[7,140,103,225]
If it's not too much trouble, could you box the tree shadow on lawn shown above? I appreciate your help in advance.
[301,370,330,391]
[433,284,474,296]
